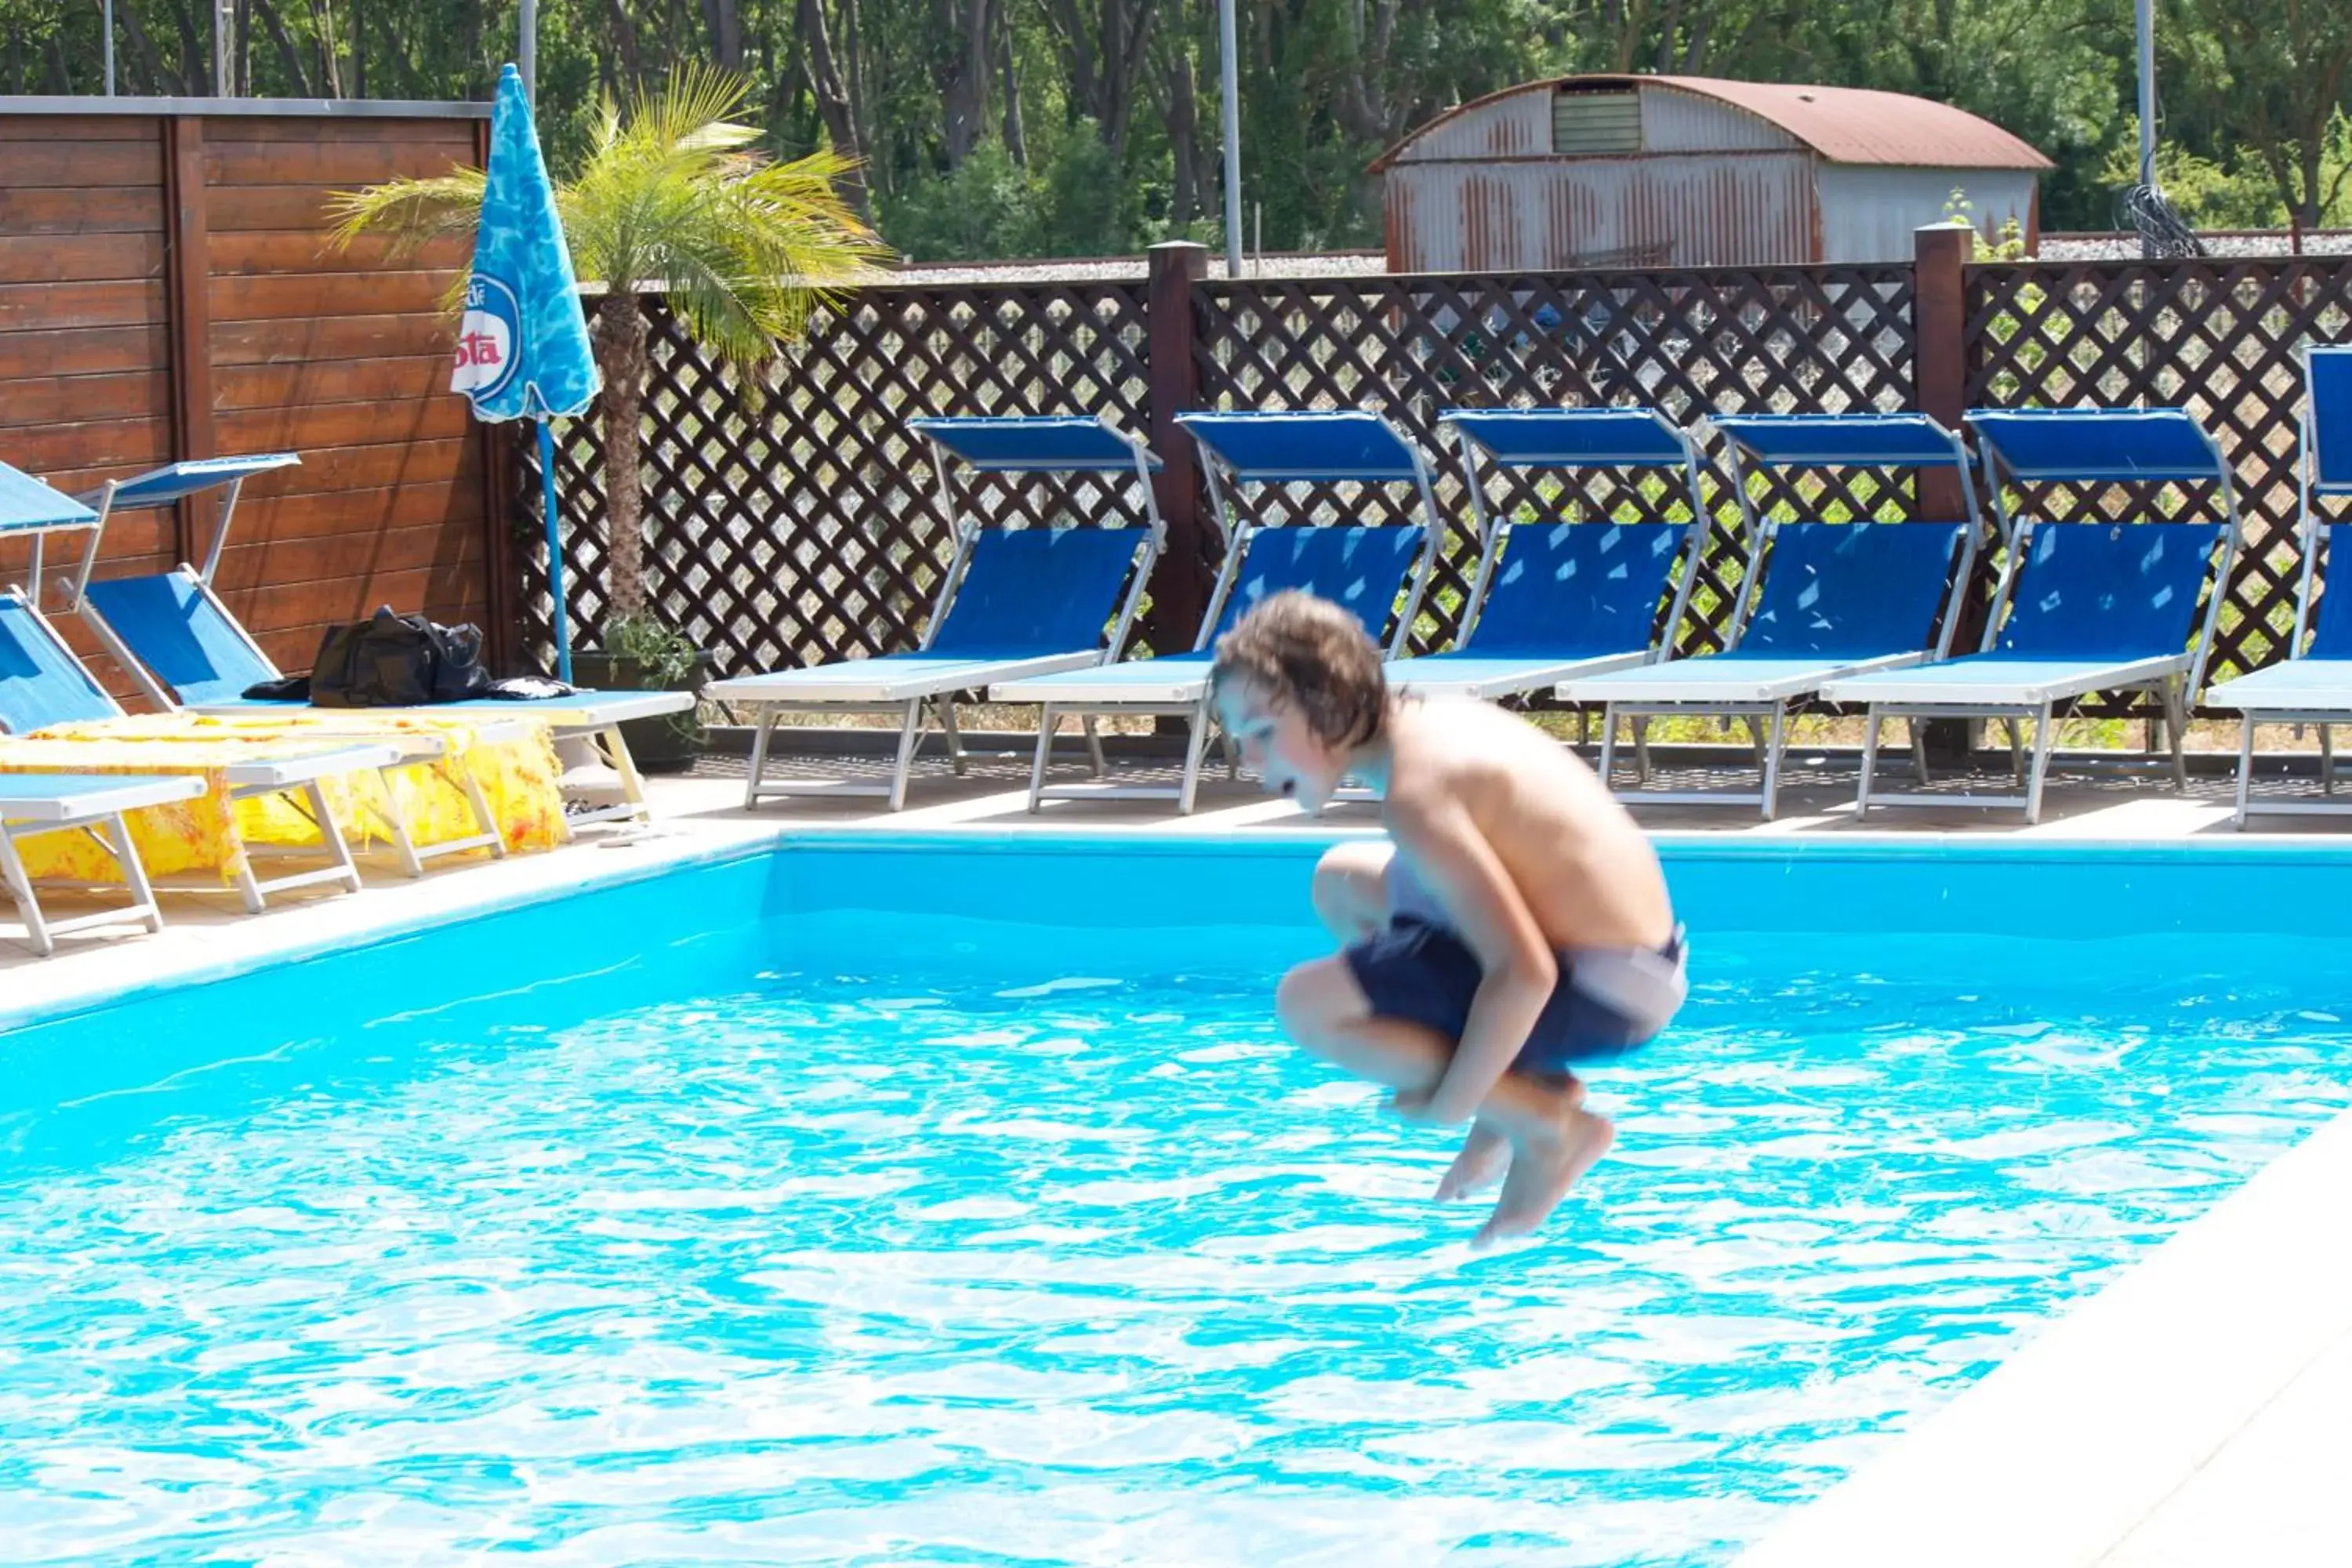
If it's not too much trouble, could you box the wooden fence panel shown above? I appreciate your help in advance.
[0,114,172,693]
[194,113,486,681]
[0,103,495,699]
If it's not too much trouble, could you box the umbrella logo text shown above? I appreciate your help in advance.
[452,273,524,402]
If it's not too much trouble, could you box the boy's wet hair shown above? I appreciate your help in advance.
[1210,590,1387,747]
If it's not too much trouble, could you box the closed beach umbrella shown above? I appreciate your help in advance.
[453,62,600,683]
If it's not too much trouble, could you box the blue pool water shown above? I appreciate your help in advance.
[2,837,2350,1566]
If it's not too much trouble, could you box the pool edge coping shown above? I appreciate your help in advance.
[1733,1098,2352,1568]
[19,822,2352,1035]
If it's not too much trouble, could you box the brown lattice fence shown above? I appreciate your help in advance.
[511,243,2352,717]
[517,281,1152,675]
[1965,257,2352,713]
[1192,267,1918,660]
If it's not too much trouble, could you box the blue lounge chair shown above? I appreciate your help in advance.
[2209,347,2352,825]
[1819,407,2239,823]
[62,454,691,830]
[0,588,400,913]
[709,416,1167,811]
[0,466,205,953]
[1383,407,1709,702]
[1559,413,1980,818]
[989,408,1444,814]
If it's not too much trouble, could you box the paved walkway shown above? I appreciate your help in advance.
[6,743,2350,1566]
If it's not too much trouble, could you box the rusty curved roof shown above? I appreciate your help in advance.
[1369,74,2053,173]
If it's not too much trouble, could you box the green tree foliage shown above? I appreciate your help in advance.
[19,0,2352,256]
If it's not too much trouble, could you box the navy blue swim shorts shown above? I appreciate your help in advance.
[1341,916,1686,1076]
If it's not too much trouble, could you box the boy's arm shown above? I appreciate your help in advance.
[1384,791,1558,1125]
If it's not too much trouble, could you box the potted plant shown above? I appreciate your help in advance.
[570,613,711,773]
[330,66,887,763]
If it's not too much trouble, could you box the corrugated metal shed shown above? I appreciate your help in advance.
[1374,75,2052,272]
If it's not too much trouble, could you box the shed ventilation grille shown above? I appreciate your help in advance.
[1552,90,1642,154]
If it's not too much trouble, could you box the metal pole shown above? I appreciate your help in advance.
[214,0,230,96]
[1217,0,1243,278]
[539,419,573,683]
[103,0,116,94]
[2136,0,2156,187]
[520,0,539,105]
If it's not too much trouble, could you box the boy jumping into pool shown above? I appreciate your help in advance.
[1210,590,1686,1248]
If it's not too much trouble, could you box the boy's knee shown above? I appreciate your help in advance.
[1311,841,1391,936]
[1277,957,1357,1051]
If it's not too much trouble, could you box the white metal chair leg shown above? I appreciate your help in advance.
[456,765,509,858]
[373,768,427,879]
[1178,703,1215,816]
[1759,706,1788,821]
[887,698,924,811]
[102,811,167,933]
[744,708,779,808]
[0,826,52,956]
[1856,710,1883,821]
[938,700,967,775]
[2025,704,2056,824]
[2161,678,2188,793]
[1082,716,1106,777]
[2234,713,2255,829]
[310,779,365,895]
[606,725,651,821]
[1026,703,1056,813]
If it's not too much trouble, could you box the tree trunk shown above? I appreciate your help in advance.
[596,293,653,628]
[111,0,183,94]
[602,0,642,86]
[997,0,1026,165]
[232,0,253,93]
[251,0,314,96]
[797,0,872,219]
[309,0,344,96]
[702,0,744,71]
[936,0,992,168]
[1167,45,1199,227]
[165,0,205,93]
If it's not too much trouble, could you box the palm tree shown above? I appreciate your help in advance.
[328,65,888,635]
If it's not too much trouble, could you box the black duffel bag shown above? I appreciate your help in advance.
[308,606,492,707]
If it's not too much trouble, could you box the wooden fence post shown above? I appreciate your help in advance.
[162,116,213,566]
[1145,240,1210,655]
[1913,220,1979,762]
[1913,221,1970,520]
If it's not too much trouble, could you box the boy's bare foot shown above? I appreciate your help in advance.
[1434,1125,1511,1200]
[1473,1108,1614,1250]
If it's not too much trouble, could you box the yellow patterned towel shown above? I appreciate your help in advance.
[2,713,569,887]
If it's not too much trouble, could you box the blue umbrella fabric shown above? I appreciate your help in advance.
[453,61,600,681]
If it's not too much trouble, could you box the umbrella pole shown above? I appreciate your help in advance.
[538,416,573,684]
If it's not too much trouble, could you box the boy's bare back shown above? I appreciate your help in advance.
[1380,696,1673,954]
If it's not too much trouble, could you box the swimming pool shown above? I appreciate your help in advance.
[4,833,2349,1566]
